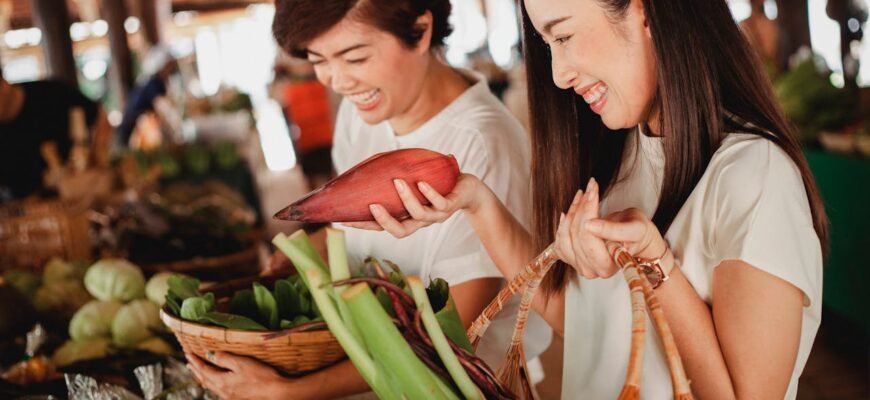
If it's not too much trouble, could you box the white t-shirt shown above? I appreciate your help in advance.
[562,127,823,399]
[331,70,552,376]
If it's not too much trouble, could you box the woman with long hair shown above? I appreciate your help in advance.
[362,0,826,397]
[185,0,551,398]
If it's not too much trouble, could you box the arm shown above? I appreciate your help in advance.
[583,207,805,398]
[350,175,566,335]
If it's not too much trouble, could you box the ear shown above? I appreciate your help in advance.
[414,11,434,55]
[630,0,651,39]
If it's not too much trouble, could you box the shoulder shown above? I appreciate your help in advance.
[708,133,805,199]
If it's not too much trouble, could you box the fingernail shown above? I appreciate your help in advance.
[369,204,379,214]
[393,179,404,193]
[584,219,603,233]
[573,190,583,204]
[418,181,429,192]
[205,351,215,361]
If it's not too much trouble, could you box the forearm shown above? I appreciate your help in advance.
[465,183,565,335]
[273,360,371,400]
[655,266,735,399]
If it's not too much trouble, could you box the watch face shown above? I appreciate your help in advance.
[640,264,664,287]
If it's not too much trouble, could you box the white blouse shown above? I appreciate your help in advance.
[562,127,822,399]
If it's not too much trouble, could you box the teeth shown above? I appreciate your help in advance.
[582,84,607,105]
[348,89,380,105]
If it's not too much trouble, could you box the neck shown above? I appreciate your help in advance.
[389,53,470,135]
[0,84,24,123]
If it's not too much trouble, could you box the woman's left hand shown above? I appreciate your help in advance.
[555,177,668,278]
[186,351,288,400]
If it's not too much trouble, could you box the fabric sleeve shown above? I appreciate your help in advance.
[709,140,823,307]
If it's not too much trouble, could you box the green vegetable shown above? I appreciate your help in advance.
[135,337,175,355]
[34,281,91,316]
[145,272,178,306]
[43,257,86,284]
[198,312,267,331]
[180,293,216,321]
[166,275,201,316]
[84,259,146,302]
[2,269,41,300]
[213,142,240,170]
[253,283,279,329]
[229,288,258,320]
[184,145,211,175]
[111,299,162,348]
[52,338,112,366]
[154,150,180,178]
[69,300,123,341]
[409,277,480,399]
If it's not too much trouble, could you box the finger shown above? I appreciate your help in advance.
[208,351,243,372]
[554,212,579,269]
[580,178,600,219]
[399,218,431,233]
[342,221,384,231]
[369,204,409,238]
[393,179,430,220]
[584,218,647,243]
[418,181,449,210]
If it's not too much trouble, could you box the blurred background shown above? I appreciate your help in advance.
[0,0,867,398]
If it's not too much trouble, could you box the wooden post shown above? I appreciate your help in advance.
[30,0,78,86]
[775,0,811,70]
[139,0,171,46]
[101,0,134,108]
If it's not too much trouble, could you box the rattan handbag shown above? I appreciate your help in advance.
[469,242,694,399]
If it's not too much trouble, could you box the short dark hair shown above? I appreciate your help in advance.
[273,0,452,58]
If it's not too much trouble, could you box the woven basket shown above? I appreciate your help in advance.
[160,275,346,376]
[0,200,91,270]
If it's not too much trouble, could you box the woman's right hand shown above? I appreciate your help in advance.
[344,173,486,238]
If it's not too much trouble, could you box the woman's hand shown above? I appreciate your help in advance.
[555,178,668,278]
[186,351,294,400]
[344,173,486,238]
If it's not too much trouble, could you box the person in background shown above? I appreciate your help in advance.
[185,0,552,398]
[359,0,826,398]
[0,76,111,201]
[117,47,180,146]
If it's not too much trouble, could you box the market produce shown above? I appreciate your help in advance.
[165,274,321,332]
[42,257,87,284]
[69,300,123,341]
[2,269,41,300]
[84,259,146,302]
[273,228,512,399]
[51,337,112,367]
[134,337,174,355]
[145,272,177,306]
[274,148,460,223]
[33,280,91,316]
[111,299,162,348]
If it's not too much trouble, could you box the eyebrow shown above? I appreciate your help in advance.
[541,16,571,36]
[307,43,370,58]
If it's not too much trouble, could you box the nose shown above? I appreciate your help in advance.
[551,51,578,90]
[314,63,356,93]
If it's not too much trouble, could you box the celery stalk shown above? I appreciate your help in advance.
[325,228,364,346]
[342,283,460,400]
[408,277,483,399]
[273,232,398,399]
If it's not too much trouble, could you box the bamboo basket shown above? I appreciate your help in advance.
[160,274,346,376]
[0,200,91,270]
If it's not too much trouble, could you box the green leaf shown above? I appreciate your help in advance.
[198,312,267,331]
[292,315,311,326]
[167,275,201,300]
[274,279,297,320]
[434,296,473,353]
[253,282,279,330]
[165,292,183,316]
[180,293,215,321]
[229,289,258,320]
[280,319,292,329]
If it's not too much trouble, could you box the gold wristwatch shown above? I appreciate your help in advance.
[635,246,670,289]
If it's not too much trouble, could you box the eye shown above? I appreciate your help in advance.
[347,58,369,65]
[553,35,572,45]
[309,59,325,66]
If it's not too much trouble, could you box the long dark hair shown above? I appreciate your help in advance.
[523,0,829,294]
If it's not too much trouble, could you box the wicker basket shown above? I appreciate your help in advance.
[0,200,91,270]
[160,275,346,376]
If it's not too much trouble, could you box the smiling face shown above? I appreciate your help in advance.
[306,16,431,125]
[524,0,658,130]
